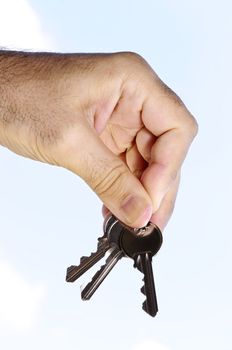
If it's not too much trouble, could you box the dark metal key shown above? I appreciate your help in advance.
[66,215,162,317]
[135,253,158,317]
[66,233,110,282]
[104,216,163,317]
[81,247,124,300]
[79,215,126,299]
[66,215,122,283]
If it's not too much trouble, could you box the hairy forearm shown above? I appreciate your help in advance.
[0,50,73,125]
[0,51,63,142]
[0,49,119,160]
[0,50,94,151]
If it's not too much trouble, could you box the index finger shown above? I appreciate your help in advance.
[140,79,198,211]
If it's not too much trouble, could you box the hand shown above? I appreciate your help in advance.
[0,51,197,228]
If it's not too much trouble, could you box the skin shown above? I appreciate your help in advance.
[0,50,198,229]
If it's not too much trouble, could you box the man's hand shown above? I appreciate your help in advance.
[0,51,197,228]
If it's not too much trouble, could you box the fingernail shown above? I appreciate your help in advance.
[121,195,153,228]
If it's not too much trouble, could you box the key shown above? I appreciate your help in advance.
[81,247,124,300]
[66,215,122,283]
[119,221,163,317]
[135,253,158,317]
[66,214,121,285]
[65,214,163,317]
[67,215,126,298]
[66,234,110,282]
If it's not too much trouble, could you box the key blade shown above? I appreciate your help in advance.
[66,239,109,282]
[135,253,158,317]
[81,248,123,300]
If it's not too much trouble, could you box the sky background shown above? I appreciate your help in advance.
[0,1,231,349]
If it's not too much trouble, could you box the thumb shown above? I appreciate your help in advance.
[62,125,153,228]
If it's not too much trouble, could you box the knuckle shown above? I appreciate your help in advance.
[178,111,198,140]
[92,161,128,198]
[188,115,199,137]
[159,80,184,106]
[115,51,148,71]
[182,114,199,140]
[158,81,199,140]
[119,51,143,61]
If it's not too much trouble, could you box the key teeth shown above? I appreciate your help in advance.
[142,301,157,317]
[135,254,158,317]
[67,265,77,274]
[80,245,105,264]
[142,301,147,312]
[80,252,95,262]
[134,257,143,273]
[80,236,107,264]
[80,256,88,263]
[97,236,107,245]
[78,252,97,268]
[140,276,152,315]
[66,265,78,282]
[141,277,158,317]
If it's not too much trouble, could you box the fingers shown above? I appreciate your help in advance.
[150,173,180,231]
[125,142,147,178]
[102,143,147,222]
[101,83,197,229]
[102,173,180,231]
[61,123,153,228]
[136,127,157,163]
[140,80,198,211]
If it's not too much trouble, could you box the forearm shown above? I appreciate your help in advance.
[0,50,93,155]
[0,51,59,146]
[0,50,118,147]
[0,51,72,124]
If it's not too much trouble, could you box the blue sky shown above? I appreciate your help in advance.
[0,1,231,349]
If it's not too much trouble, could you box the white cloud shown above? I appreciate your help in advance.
[0,0,49,329]
[132,340,172,350]
[0,261,45,332]
[0,0,49,331]
[0,0,54,50]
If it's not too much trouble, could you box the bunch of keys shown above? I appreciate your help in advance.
[66,214,163,317]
